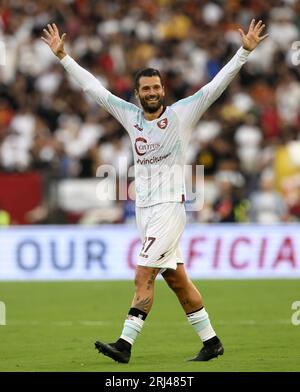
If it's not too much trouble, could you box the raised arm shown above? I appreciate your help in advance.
[41,23,111,104]
[172,20,268,131]
[41,24,137,125]
[203,19,268,108]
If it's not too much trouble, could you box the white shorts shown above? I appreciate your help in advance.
[136,202,186,270]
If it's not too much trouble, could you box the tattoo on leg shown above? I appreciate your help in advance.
[181,298,191,306]
[133,297,151,312]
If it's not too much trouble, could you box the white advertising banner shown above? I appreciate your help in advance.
[0,224,299,280]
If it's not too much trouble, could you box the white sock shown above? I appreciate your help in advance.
[187,307,216,342]
[120,315,145,345]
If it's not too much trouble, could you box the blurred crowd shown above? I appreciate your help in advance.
[0,0,300,224]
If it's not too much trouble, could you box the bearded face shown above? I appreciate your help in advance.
[136,76,165,114]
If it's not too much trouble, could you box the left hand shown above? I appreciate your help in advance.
[238,19,268,51]
[41,23,67,60]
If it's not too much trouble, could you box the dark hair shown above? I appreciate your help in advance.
[134,68,163,90]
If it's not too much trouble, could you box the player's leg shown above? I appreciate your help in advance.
[95,202,185,363]
[130,265,160,312]
[119,265,160,347]
[95,265,160,363]
[162,264,203,313]
[162,264,224,361]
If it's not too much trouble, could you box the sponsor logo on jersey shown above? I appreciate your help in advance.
[136,152,171,165]
[134,137,160,156]
[157,118,168,129]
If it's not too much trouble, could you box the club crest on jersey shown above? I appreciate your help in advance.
[157,118,168,129]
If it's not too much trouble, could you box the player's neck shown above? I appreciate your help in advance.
[143,105,164,121]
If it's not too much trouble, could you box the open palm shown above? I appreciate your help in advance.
[238,19,268,51]
[41,23,66,59]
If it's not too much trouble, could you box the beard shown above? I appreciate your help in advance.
[139,95,164,113]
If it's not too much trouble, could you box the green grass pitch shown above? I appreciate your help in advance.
[0,279,299,372]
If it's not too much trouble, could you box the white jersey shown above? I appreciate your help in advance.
[61,47,250,207]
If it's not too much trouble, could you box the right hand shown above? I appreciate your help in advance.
[41,23,67,60]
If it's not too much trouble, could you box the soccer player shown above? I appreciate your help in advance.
[42,20,267,363]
